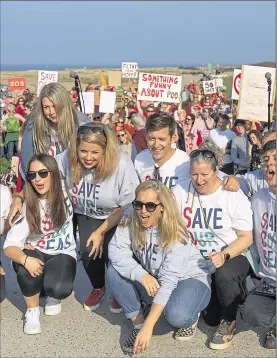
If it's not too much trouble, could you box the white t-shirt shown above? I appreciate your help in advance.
[209,128,236,164]
[252,188,276,293]
[4,186,76,259]
[134,148,190,189]
[172,180,253,271]
[0,184,12,235]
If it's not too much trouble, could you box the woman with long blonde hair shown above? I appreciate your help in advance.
[55,122,139,313]
[108,180,211,355]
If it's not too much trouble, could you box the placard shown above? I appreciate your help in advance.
[231,69,241,100]
[122,62,138,78]
[137,73,182,104]
[215,78,223,88]
[81,92,94,114]
[203,80,216,94]
[238,65,276,123]
[108,71,122,87]
[37,71,58,96]
[99,91,116,113]
[94,90,100,106]
[8,78,26,91]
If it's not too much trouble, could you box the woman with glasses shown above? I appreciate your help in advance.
[108,180,211,355]
[4,154,76,335]
[183,113,195,155]
[55,123,139,312]
[117,129,133,157]
[15,96,25,117]
[172,140,253,351]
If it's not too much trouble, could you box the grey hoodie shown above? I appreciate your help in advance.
[231,134,250,171]
[237,169,268,198]
[109,223,212,306]
[55,151,139,220]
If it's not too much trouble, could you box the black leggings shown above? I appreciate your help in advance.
[13,249,76,298]
[75,214,117,289]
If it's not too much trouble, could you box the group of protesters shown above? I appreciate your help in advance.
[0,76,276,355]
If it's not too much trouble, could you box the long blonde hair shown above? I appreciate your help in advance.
[69,123,120,185]
[32,83,79,154]
[128,180,188,249]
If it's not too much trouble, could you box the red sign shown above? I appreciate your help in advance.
[234,73,241,95]
[8,77,27,91]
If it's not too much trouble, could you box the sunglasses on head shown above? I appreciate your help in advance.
[190,149,216,160]
[26,169,50,181]
[78,125,105,135]
[132,200,161,212]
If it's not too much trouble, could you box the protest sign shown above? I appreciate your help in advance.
[115,89,125,109]
[215,78,223,88]
[231,69,241,100]
[99,91,116,113]
[203,80,216,94]
[37,71,58,96]
[122,62,138,78]
[108,71,122,87]
[8,78,26,91]
[137,73,182,104]
[238,65,276,123]
[94,90,100,106]
[81,92,94,114]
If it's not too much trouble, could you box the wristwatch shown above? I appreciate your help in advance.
[224,253,231,262]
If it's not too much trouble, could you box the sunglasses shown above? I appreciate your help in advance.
[147,110,154,113]
[78,125,105,135]
[26,169,50,181]
[118,133,125,138]
[117,120,124,124]
[132,200,161,213]
[190,149,216,159]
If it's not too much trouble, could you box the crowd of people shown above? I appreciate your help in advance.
[0,77,276,355]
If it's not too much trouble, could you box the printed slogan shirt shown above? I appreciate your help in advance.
[56,151,139,220]
[4,185,76,259]
[172,180,253,272]
[252,188,276,295]
[134,148,190,189]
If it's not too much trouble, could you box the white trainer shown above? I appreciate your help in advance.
[44,297,62,316]
[24,307,41,335]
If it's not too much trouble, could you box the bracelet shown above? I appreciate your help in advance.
[13,194,24,203]
[23,255,28,266]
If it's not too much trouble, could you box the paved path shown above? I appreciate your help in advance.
[0,250,275,358]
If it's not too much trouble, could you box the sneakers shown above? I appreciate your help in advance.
[84,287,105,311]
[209,319,236,350]
[110,296,123,314]
[44,297,62,316]
[24,307,41,335]
[174,313,200,341]
[122,328,141,354]
[263,326,276,349]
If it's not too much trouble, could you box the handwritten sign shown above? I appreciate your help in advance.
[238,65,276,123]
[203,80,216,94]
[215,78,223,88]
[137,73,182,104]
[8,78,26,91]
[122,62,138,78]
[231,69,241,100]
[37,71,58,96]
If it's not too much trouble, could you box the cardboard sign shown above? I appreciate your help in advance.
[137,72,182,104]
[238,65,276,123]
[37,71,58,96]
[108,71,122,87]
[115,89,125,109]
[81,92,94,114]
[8,78,26,91]
[231,69,241,100]
[203,80,216,94]
[94,90,100,106]
[122,62,138,78]
[99,91,116,113]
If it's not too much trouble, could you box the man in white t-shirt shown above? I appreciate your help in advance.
[134,113,190,189]
[209,114,236,175]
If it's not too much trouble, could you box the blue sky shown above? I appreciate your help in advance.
[1,1,276,66]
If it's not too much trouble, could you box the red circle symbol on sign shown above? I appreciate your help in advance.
[234,73,241,95]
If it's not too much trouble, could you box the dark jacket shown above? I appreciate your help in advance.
[20,111,91,177]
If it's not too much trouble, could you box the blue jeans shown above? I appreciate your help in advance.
[107,264,211,328]
[7,141,18,159]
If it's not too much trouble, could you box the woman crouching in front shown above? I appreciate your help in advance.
[107,180,212,355]
[4,154,76,335]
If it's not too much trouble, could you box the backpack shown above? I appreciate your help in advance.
[6,116,20,132]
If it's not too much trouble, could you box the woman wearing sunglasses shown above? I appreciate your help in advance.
[108,180,211,355]
[3,154,76,335]
[117,129,133,157]
[55,123,139,312]
[172,140,253,351]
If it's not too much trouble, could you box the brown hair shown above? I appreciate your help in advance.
[25,154,66,235]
